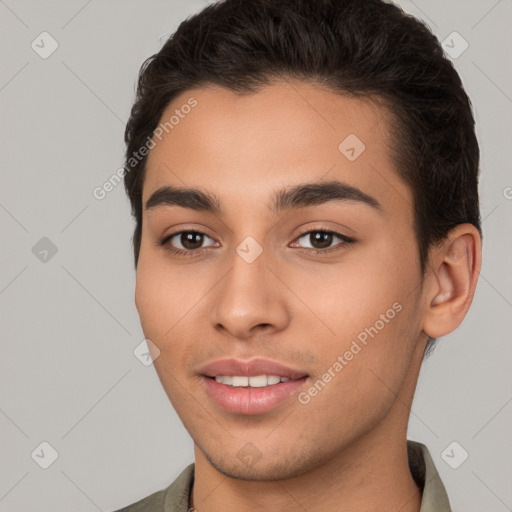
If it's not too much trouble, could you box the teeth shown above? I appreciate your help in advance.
[214,375,293,387]
[215,376,233,385]
[248,375,268,387]
[267,375,281,385]
[232,376,249,387]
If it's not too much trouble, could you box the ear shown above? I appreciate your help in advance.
[422,224,482,339]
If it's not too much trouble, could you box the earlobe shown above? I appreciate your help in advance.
[422,224,482,339]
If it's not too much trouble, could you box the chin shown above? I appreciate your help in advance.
[200,443,324,482]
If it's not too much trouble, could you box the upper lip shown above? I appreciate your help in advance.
[199,358,309,379]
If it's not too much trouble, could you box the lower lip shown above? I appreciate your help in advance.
[202,376,308,415]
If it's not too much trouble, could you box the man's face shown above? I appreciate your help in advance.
[135,81,429,480]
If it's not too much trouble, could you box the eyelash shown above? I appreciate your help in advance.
[159,229,356,258]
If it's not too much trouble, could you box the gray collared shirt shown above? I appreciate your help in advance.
[113,440,451,511]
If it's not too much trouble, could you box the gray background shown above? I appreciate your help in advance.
[1,0,511,510]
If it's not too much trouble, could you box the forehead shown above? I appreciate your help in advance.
[142,80,411,218]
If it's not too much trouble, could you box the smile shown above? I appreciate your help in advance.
[213,375,292,387]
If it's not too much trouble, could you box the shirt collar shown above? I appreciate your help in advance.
[408,440,452,511]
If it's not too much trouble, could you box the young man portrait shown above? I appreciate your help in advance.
[116,0,482,510]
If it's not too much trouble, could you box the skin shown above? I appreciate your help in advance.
[135,80,481,512]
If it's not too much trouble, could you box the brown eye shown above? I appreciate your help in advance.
[179,232,205,250]
[163,230,217,253]
[295,230,353,251]
[308,231,333,249]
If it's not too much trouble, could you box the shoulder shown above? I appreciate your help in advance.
[110,463,195,512]
[113,488,167,512]
[407,440,453,512]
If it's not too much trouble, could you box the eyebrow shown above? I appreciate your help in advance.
[144,180,381,214]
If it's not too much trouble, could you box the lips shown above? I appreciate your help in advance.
[199,358,309,415]
[199,358,308,380]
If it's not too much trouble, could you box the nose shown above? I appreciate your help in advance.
[210,245,290,340]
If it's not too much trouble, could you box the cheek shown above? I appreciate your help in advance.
[135,253,215,382]
[135,264,165,337]
[289,239,420,395]
[135,250,198,335]
[288,242,416,343]
[135,258,202,404]
[290,275,419,444]
[135,253,183,345]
